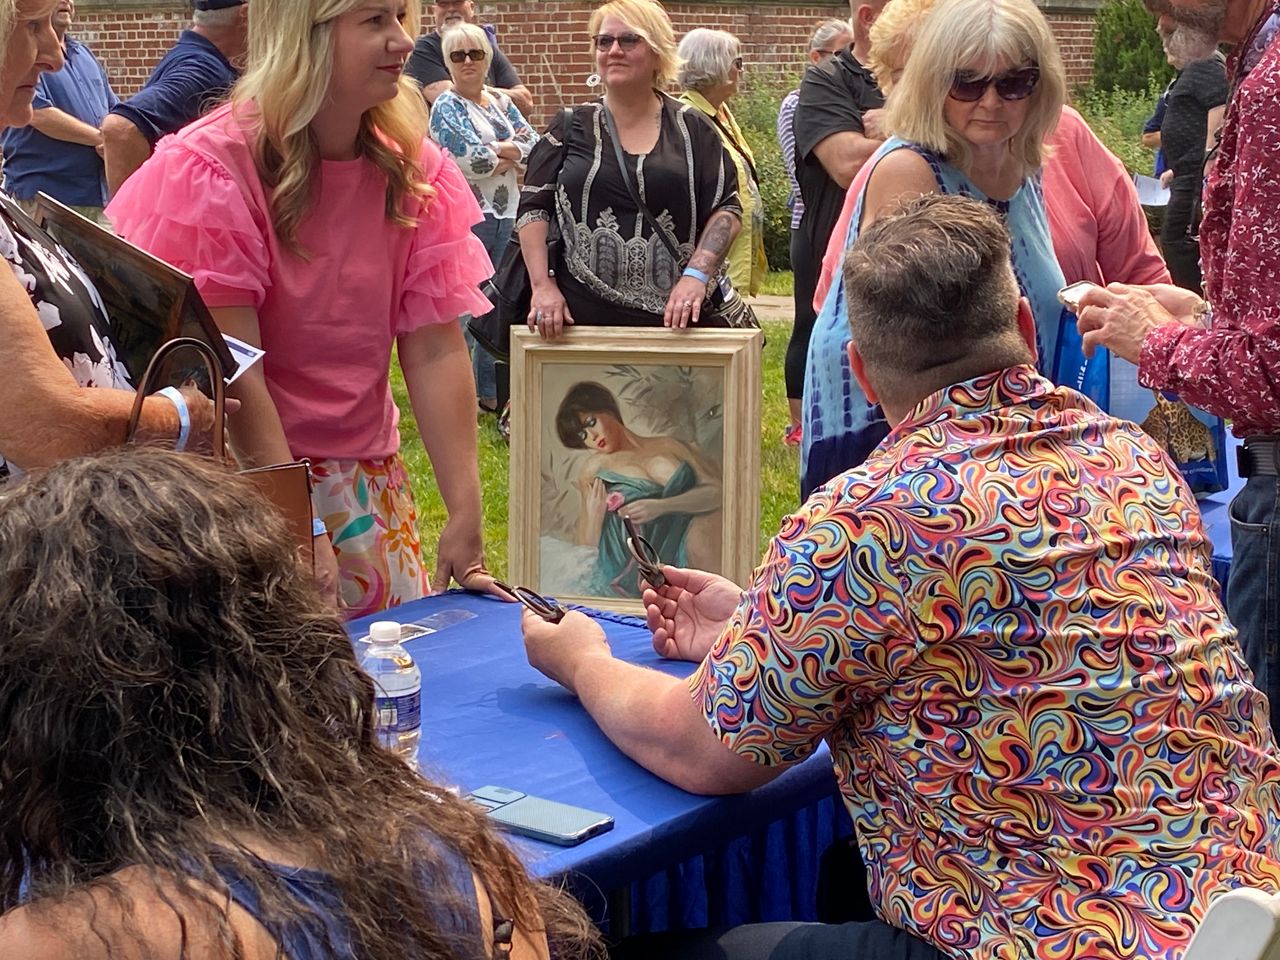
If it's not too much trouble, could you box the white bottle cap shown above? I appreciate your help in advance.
[368,621,401,644]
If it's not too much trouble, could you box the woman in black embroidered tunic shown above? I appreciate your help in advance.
[515,0,742,335]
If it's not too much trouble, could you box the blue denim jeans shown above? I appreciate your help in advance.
[1228,473,1280,737]
[466,214,514,407]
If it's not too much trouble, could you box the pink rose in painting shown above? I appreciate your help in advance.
[605,492,625,512]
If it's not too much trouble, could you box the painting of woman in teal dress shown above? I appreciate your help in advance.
[551,381,722,599]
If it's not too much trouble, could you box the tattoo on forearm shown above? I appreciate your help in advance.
[688,212,737,273]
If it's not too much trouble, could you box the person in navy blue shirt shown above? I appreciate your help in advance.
[406,0,532,116]
[0,0,117,216]
[101,0,247,197]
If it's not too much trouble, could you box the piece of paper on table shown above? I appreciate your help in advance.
[1134,174,1170,207]
[223,334,264,385]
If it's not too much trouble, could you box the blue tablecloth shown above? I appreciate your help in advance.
[348,594,846,932]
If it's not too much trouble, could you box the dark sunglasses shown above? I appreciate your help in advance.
[732,57,744,70]
[449,48,487,63]
[622,515,666,589]
[948,65,1040,102]
[493,580,567,624]
[594,32,644,52]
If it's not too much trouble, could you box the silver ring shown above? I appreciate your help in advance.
[535,310,545,321]
[683,299,693,308]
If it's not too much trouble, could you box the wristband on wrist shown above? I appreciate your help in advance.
[156,386,191,453]
[312,517,328,538]
[682,266,710,284]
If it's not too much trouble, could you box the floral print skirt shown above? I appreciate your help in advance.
[312,454,429,619]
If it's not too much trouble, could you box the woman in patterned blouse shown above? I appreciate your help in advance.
[0,0,218,483]
[516,0,743,337]
[429,20,538,412]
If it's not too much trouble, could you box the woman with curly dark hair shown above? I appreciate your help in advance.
[0,447,602,960]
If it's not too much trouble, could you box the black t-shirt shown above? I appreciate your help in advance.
[793,50,884,262]
[1161,54,1228,183]
[404,29,521,90]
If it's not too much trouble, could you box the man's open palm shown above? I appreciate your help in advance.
[643,567,744,662]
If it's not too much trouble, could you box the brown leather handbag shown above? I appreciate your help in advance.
[125,337,316,564]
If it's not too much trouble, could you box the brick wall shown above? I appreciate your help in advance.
[75,0,1098,110]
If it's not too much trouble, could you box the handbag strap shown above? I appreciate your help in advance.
[124,336,226,461]
[545,105,576,249]
[707,113,758,185]
[600,101,684,266]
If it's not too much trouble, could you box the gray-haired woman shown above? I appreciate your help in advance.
[677,28,766,297]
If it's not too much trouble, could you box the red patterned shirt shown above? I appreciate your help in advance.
[1139,10,1280,436]
[692,367,1280,959]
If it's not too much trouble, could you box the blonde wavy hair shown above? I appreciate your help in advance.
[234,0,433,253]
[884,0,1064,177]
[0,0,12,70]
[587,0,681,89]
[867,0,936,91]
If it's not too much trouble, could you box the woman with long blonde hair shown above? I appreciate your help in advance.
[109,0,501,617]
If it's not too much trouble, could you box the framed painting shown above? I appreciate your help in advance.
[508,327,763,616]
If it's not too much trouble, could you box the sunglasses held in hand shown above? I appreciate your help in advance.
[449,48,487,63]
[494,581,567,624]
[948,65,1040,102]
[622,515,666,589]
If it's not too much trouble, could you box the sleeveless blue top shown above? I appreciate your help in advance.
[213,845,483,959]
[799,137,1071,500]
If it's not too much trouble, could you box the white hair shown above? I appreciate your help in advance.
[192,5,243,29]
[677,27,739,90]
[809,18,852,52]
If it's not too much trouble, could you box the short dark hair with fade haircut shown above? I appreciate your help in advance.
[842,192,1029,407]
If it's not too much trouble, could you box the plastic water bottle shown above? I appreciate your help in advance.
[359,621,421,760]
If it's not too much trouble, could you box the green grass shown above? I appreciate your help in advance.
[759,270,794,297]
[392,317,801,581]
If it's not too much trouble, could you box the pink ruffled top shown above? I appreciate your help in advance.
[107,102,493,462]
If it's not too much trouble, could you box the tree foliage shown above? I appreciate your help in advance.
[1091,0,1175,92]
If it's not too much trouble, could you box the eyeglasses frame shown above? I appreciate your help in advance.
[947,65,1040,102]
[493,580,568,624]
[622,515,666,589]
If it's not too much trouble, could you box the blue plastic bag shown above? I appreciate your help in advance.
[1054,320,1228,496]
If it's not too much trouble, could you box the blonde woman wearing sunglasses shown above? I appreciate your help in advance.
[516,0,743,338]
[799,0,1073,500]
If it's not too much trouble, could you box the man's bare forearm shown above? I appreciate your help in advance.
[31,107,103,147]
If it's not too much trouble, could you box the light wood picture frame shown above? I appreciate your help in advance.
[509,327,763,616]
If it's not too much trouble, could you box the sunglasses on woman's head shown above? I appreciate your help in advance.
[948,65,1040,102]
[449,48,487,63]
[594,32,643,51]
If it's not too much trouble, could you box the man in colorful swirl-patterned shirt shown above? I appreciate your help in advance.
[523,194,1280,960]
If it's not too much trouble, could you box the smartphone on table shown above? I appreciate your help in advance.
[464,785,615,846]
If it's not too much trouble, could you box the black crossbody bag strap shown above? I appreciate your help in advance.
[545,105,576,257]
[600,102,685,267]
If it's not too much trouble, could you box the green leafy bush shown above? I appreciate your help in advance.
[1091,0,1174,92]
[1073,76,1164,174]
[733,77,802,271]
